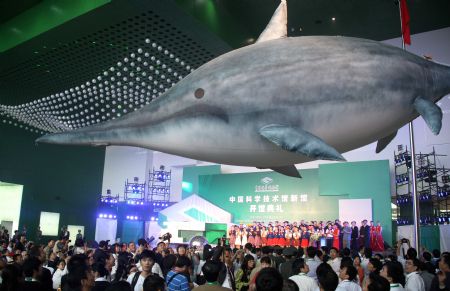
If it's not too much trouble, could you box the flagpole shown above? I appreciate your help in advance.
[398,0,420,251]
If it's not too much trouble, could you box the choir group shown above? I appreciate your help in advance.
[228,219,385,252]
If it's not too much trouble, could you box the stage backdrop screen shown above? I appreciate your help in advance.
[339,199,372,225]
[183,160,392,243]
[39,212,60,236]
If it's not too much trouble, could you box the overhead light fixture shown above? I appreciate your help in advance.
[331,17,336,21]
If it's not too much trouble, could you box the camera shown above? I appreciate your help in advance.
[159,232,172,242]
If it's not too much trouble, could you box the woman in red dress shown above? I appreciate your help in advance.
[369,221,376,250]
[332,224,340,250]
[373,221,384,251]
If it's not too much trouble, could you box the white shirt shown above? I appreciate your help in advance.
[390,283,405,291]
[136,261,164,278]
[335,280,362,291]
[52,268,68,290]
[127,272,146,291]
[405,272,425,291]
[327,257,341,275]
[361,257,370,276]
[306,258,320,280]
[289,273,318,291]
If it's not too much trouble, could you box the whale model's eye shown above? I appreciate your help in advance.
[194,88,204,99]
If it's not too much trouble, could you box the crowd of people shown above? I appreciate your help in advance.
[0,225,449,291]
[228,220,384,252]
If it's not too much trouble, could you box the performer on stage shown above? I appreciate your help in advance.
[248,226,255,246]
[309,225,319,248]
[278,226,286,247]
[241,227,248,247]
[285,225,293,247]
[373,221,384,252]
[229,225,237,249]
[332,224,340,250]
[292,226,301,248]
[261,226,267,247]
[319,224,326,248]
[369,221,376,250]
[342,221,351,249]
[267,226,275,246]
[235,226,242,249]
[300,226,310,250]
[326,222,333,249]
[254,226,262,248]
[350,221,359,252]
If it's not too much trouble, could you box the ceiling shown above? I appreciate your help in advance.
[0,0,449,134]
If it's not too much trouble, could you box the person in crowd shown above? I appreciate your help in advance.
[350,221,359,253]
[52,259,67,290]
[317,265,339,291]
[92,262,110,291]
[236,254,255,291]
[254,267,284,291]
[289,258,316,291]
[404,258,425,291]
[127,250,157,291]
[380,261,405,291]
[279,247,297,280]
[193,260,229,291]
[244,243,257,262]
[166,255,193,291]
[367,258,382,275]
[430,254,450,291]
[365,273,390,291]
[417,261,434,291]
[105,281,133,291]
[143,274,166,291]
[305,247,320,280]
[327,247,341,275]
[353,255,365,286]
[336,265,361,291]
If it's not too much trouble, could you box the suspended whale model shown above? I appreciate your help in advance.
[37,1,450,178]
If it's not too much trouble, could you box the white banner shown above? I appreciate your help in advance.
[95,218,117,243]
[439,225,450,252]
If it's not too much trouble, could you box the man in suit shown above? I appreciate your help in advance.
[350,221,359,253]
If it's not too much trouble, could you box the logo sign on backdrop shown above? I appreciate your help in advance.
[228,176,308,217]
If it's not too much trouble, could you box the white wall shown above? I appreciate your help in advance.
[0,182,23,233]
[102,146,150,200]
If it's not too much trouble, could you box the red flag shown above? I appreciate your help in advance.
[399,0,411,45]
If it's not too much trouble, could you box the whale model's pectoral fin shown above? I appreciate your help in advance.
[256,0,287,44]
[414,96,443,135]
[259,124,346,162]
[269,165,302,178]
[375,131,397,153]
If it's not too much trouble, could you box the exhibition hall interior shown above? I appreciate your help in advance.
[1,0,450,290]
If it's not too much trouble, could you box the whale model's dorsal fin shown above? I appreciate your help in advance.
[375,131,397,153]
[256,0,287,44]
[414,96,442,135]
[259,124,346,162]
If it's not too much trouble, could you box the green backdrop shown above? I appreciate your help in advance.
[182,160,393,244]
